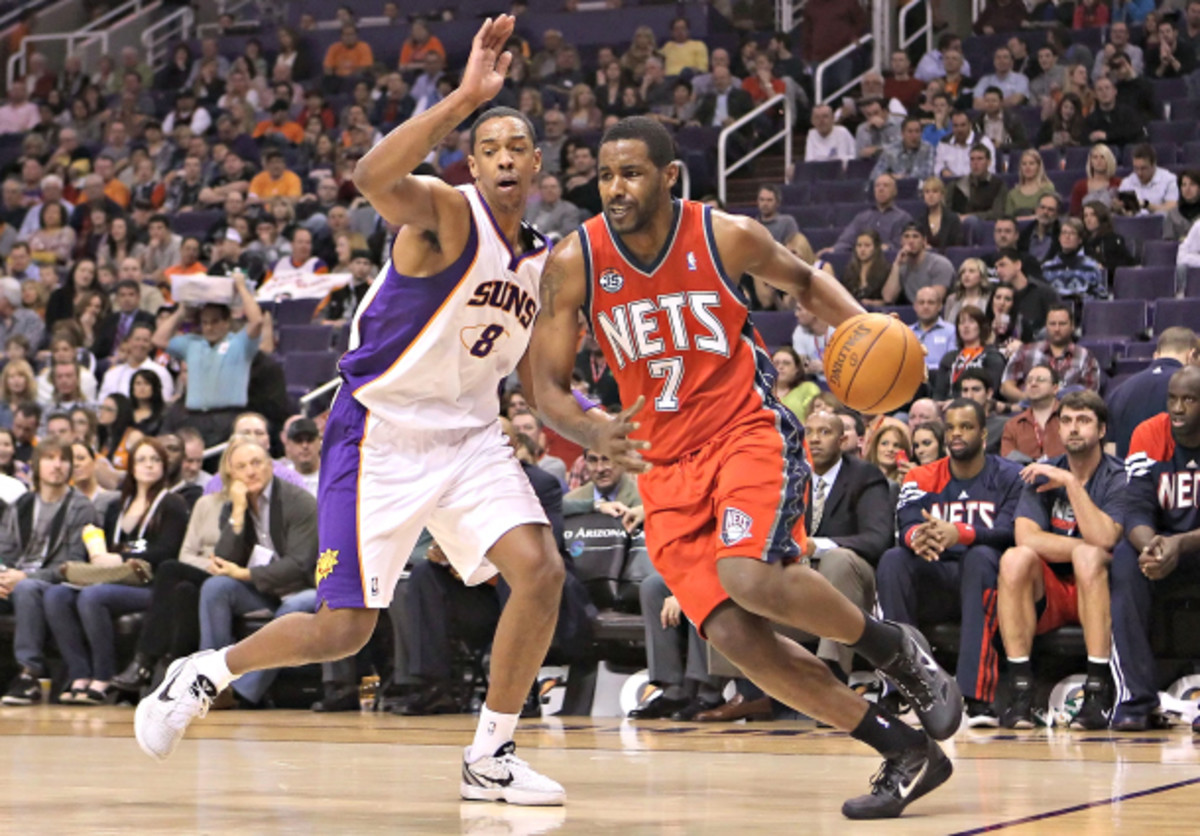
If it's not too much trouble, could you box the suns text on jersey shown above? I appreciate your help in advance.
[596,291,730,369]
[927,500,997,528]
[466,280,537,328]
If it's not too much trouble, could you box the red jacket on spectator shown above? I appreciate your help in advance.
[1073,2,1110,29]
[742,75,785,105]
[973,0,1028,35]
[801,0,868,64]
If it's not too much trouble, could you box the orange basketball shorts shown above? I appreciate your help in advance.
[1035,562,1079,635]
[639,409,810,635]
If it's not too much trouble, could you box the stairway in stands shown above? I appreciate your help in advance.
[723,133,804,209]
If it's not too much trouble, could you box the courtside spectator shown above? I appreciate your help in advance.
[1000,364,1066,461]
[1001,306,1099,403]
[825,174,912,255]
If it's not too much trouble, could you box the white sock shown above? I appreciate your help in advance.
[1087,656,1110,665]
[1008,656,1030,664]
[467,704,519,763]
[193,647,239,693]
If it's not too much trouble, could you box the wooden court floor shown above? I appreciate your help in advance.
[1,707,1198,834]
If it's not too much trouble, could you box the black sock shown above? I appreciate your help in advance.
[851,703,926,758]
[1086,660,1110,683]
[850,616,903,668]
[1008,658,1033,684]
[823,658,849,685]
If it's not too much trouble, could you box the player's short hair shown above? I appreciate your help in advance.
[954,369,993,396]
[945,397,986,427]
[468,107,537,151]
[601,116,676,169]
[1059,390,1107,426]
[833,406,865,437]
[1158,326,1199,354]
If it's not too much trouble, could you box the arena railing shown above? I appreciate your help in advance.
[717,93,794,208]
[6,0,161,89]
[142,5,195,72]
[899,0,934,62]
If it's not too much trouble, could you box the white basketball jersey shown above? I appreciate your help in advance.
[339,185,549,430]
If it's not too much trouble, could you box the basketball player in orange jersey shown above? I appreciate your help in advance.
[531,117,964,820]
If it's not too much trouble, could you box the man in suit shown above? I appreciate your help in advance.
[93,280,155,361]
[564,449,641,518]
[694,65,754,160]
[803,411,895,680]
[196,437,319,708]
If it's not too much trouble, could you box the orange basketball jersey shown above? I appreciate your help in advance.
[580,200,788,464]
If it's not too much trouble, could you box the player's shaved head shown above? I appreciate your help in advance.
[1168,366,1200,444]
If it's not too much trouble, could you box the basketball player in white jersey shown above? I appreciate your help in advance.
[135,16,568,805]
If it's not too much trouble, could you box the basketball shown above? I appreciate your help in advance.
[823,313,925,414]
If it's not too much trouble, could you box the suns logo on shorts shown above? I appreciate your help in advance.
[720,507,754,547]
[315,549,339,585]
[599,268,624,293]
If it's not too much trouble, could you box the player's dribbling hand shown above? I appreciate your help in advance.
[459,16,516,106]
[595,395,652,473]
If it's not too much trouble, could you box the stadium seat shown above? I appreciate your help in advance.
[883,305,917,324]
[283,351,339,399]
[1124,341,1157,360]
[821,181,868,204]
[1148,120,1197,145]
[1112,266,1176,301]
[274,298,321,325]
[1152,299,1200,333]
[170,210,221,239]
[845,157,875,181]
[1166,98,1200,121]
[277,324,334,353]
[1183,141,1200,167]
[1037,148,1061,172]
[1112,215,1166,252]
[781,183,810,204]
[1114,357,1152,376]
[796,159,845,183]
[1048,170,1078,197]
[1081,299,1149,339]
[805,227,841,251]
[944,246,988,269]
[1141,240,1179,267]
[1063,147,1090,171]
[788,205,837,229]
[968,220,995,247]
[817,250,851,278]
[1185,268,1200,297]
[1078,339,1116,374]
[753,311,795,349]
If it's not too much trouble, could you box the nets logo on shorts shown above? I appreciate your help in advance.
[599,268,625,293]
[720,507,754,547]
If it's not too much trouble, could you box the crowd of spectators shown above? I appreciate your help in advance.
[0,1,1194,730]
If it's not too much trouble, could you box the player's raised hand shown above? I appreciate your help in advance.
[594,395,652,473]
[459,16,515,105]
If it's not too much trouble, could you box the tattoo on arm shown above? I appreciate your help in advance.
[540,258,568,318]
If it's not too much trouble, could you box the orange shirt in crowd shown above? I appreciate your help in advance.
[399,36,446,68]
[324,41,374,77]
[248,170,303,200]
[253,119,305,145]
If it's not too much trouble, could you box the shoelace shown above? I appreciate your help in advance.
[884,664,935,712]
[165,678,213,730]
[867,759,901,795]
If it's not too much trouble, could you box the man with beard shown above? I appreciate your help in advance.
[996,391,1125,730]
[876,399,1023,727]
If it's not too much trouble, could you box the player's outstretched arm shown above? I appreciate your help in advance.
[352,15,515,232]
[530,233,650,472]
[710,211,864,327]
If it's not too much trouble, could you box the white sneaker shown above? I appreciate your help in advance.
[135,651,218,761]
[461,742,566,806]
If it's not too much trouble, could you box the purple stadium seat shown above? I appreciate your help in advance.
[895,178,920,200]
[846,158,875,181]
[1112,215,1166,251]
[895,198,924,217]
[818,181,868,204]
[331,323,353,353]
[788,205,837,229]
[274,298,320,325]
[969,220,995,247]
[796,159,846,182]
[752,311,795,348]
[944,246,989,269]
[1081,299,1149,338]
[833,203,866,226]
[1148,120,1197,146]
[1112,266,1177,301]
[1114,357,1152,376]
[1184,141,1200,167]
[781,183,810,204]
[278,324,334,354]
[170,210,221,239]
[1153,299,1200,333]
[883,305,917,324]
[1125,342,1157,360]
[1063,147,1090,171]
[1048,170,1077,196]
[283,351,340,399]
[805,227,841,251]
[1078,339,1115,372]
[1166,99,1200,121]
[1141,240,1179,267]
[818,250,851,278]
[1038,148,1061,172]
[1151,77,1189,102]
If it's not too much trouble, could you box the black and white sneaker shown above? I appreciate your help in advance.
[878,623,964,740]
[1071,676,1114,731]
[134,651,218,760]
[842,736,954,820]
[965,697,1000,728]
[461,741,565,806]
[1,671,41,705]
[1000,678,1036,730]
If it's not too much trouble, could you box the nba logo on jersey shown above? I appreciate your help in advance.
[370,577,380,597]
[599,268,624,293]
[687,252,697,271]
[720,507,754,547]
